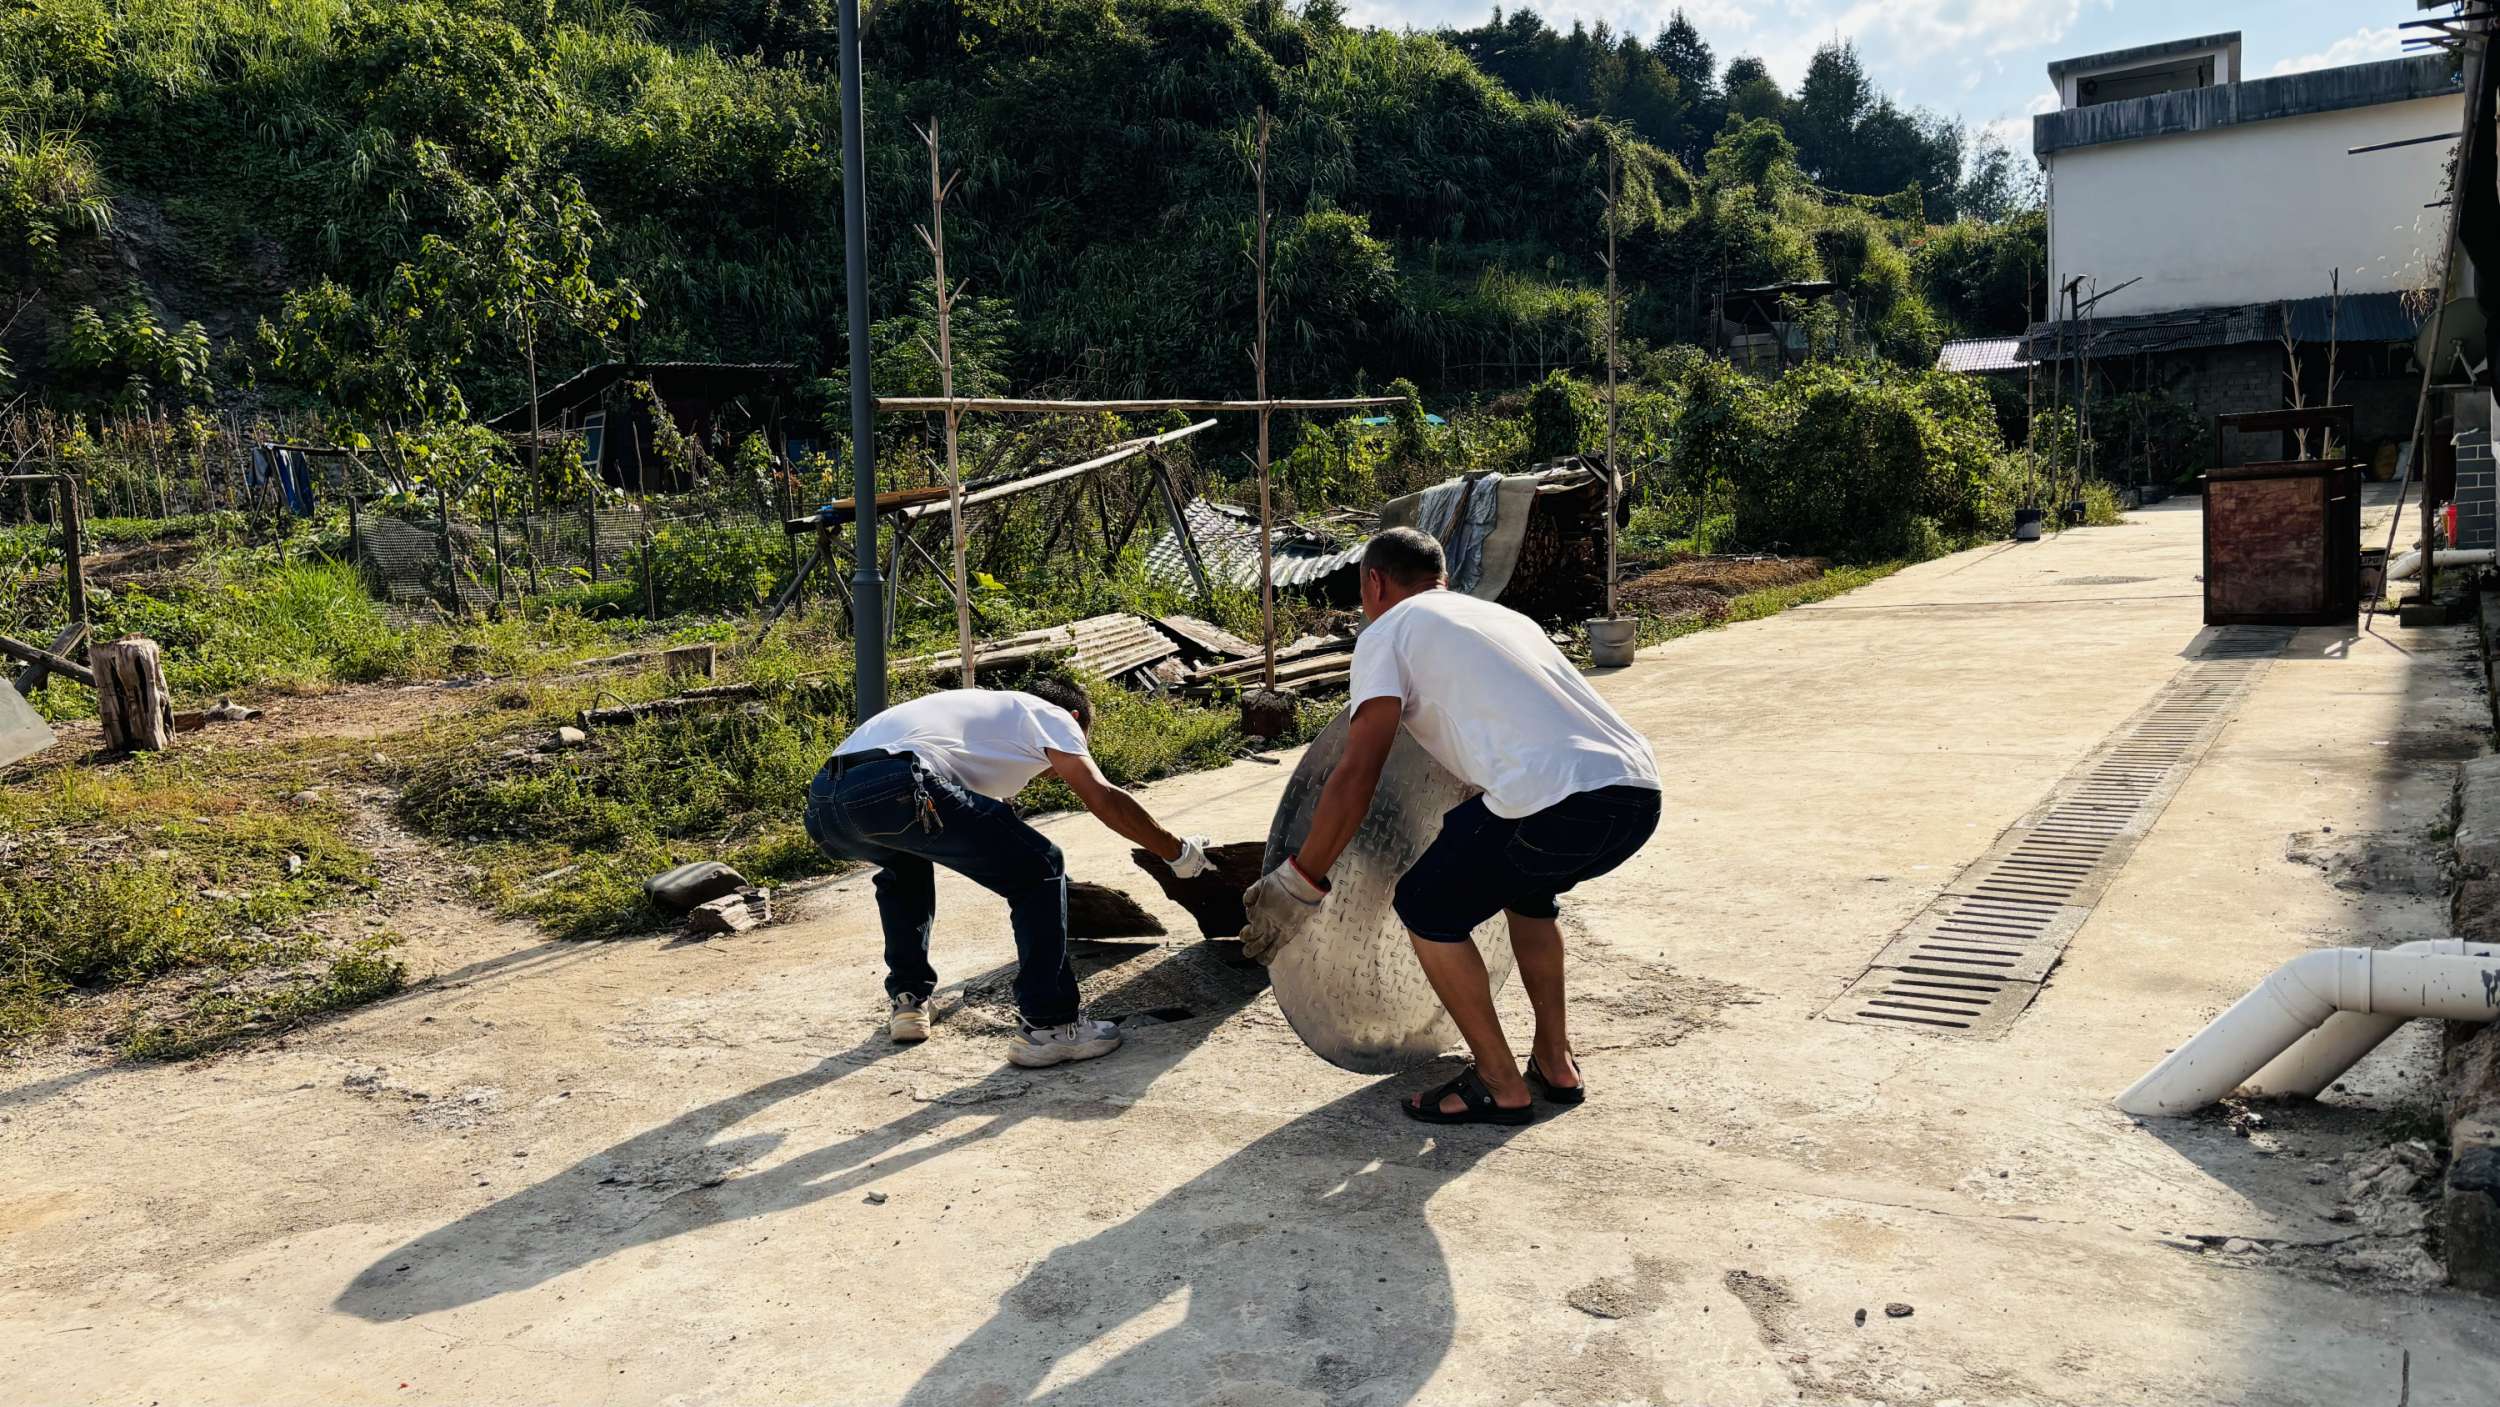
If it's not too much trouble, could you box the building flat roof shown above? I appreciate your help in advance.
[2035,53,2460,156]
[2047,32,2238,81]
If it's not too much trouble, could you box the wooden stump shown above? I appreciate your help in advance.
[94,636,173,752]
[664,642,718,681]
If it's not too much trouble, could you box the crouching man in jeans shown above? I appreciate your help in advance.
[805,677,1211,1067]
[1241,527,1661,1123]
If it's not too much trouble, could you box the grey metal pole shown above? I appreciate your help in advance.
[839,0,886,718]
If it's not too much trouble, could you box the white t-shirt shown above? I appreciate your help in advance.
[833,689,1089,800]
[1349,590,1659,819]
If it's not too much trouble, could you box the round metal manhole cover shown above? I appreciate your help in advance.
[1263,709,1512,1073]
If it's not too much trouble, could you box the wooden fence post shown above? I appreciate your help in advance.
[93,636,173,752]
[54,475,87,629]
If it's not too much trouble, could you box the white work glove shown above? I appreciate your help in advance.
[1166,835,1213,879]
[1239,858,1329,967]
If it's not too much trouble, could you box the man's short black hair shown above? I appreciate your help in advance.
[1021,676,1093,730]
[1364,526,1447,589]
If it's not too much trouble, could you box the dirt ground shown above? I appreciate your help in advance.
[4,490,2498,1404]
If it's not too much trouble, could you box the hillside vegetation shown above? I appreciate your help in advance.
[3,0,2040,416]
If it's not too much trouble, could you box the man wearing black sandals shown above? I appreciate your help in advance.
[1240,527,1661,1124]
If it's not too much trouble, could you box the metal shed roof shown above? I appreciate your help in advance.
[1144,499,1368,591]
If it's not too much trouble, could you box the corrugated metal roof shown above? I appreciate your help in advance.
[1144,499,1367,591]
[1937,337,2028,373]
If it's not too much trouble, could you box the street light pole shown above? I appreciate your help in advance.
[838,0,885,718]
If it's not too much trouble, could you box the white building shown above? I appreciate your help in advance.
[2031,33,2465,463]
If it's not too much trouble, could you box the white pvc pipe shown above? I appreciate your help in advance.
[2239,940,2500,1098]
[2386,547,2497,580]
[2117,945,2500,1116]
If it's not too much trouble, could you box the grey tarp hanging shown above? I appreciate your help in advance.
[1379,473,1539,600]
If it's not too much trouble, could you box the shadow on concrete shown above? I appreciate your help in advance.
[899,1069,1523,1407]
[333,942,1267,1322]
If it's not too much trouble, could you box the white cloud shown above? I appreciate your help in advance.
[2269,26,2403,76]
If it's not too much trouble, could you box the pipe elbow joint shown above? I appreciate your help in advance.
[2263,947,2355,1025]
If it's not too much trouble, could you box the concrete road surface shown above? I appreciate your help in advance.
[4,497,2497,1404]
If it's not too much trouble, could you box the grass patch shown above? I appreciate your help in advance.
[0,744,402,1056]
[393,638,1332,939]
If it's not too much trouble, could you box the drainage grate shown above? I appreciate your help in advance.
[1829,969,2035,1037]
[1825,625,2293,1036]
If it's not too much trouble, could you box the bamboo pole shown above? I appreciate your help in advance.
[1601,145,1620,621]
[873,396,1404,413]
[915,116,977,689]
[1256,107,1275,692]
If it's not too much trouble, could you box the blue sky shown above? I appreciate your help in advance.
[1338,0,2427,155]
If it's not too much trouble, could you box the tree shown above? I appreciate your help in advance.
[1957,129,2042,224]
[1722,56,1788,126]
[1792,42,1872,186]
[1652,10,1722,163]
[415,151,641,504]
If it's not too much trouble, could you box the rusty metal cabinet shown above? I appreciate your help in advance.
[2204,407,2360,627]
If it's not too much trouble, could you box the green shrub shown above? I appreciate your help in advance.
[1526,371,1601,462]
[644,522,788,618]
[1670,357,2000,561]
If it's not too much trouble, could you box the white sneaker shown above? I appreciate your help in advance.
[890,994,930,1043]
[1007,1019,1123,1068]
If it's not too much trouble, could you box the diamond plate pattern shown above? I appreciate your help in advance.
[1262,710,1514,1073]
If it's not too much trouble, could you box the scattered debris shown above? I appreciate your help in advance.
[578,683,762,729]
[544,726,589,751]
[686,887,772,935]
[1567,1257,1679,1319]
[1884,1302,1914,1318]
[0,628,96,689]
[1184,635,1357,699]
[1156,615,1261,662]
[891,612,1179,687]
[864,1192,888,1204]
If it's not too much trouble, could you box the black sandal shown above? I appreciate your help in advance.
[1401,1067,1534,1126]
[1525,1055,1585,1106]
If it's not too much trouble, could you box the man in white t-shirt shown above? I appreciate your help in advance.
[806,677,1212,1067]
[1241,527,1661,1124]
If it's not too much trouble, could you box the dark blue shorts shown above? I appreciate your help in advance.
[1393,784,1662,942]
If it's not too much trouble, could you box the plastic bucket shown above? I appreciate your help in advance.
[1586,617,1638,667]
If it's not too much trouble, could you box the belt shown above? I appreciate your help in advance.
[828,748,908,779]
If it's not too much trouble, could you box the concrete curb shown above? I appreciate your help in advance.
[2449,751,2500,1291]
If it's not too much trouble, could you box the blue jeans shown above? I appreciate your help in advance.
[802,754,1080,1028]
